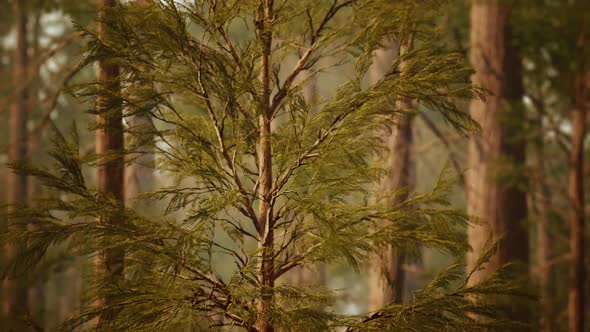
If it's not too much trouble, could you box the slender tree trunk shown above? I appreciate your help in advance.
[124,113,154,209]
[531,127,554,332]
[466,0,528,286]
[568,44,587,331]
[3,0,29,320]
[368,37,414,311]
[27,11,41,230]
[568,106,585,332]
[255,1,275,331]
[96,0,125,325]
[124,0,153,210]
[27,12,45,326]
[368,43,394,311]
[289,72,326,292]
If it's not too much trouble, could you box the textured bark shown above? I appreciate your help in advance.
[568,57,587,332]
[3,0,29,319]
[367,38,414,311]
[466,0,528,286]
[255,1,275,331]
[96,0,125,325]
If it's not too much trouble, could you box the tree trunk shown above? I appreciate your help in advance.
[531,125,554,332]
[568,48,587,331]
[255,1,275,331]
[368,37,414,311]
[26,11,47,327]
[289,72,326,293]
[96,0,125,325]
[568,106,585,332]
[124,116,154,206]
[466,0,528,286]
[124,0,153,210]
[3,0,29,320]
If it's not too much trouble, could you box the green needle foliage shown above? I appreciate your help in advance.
[2,0,535,330]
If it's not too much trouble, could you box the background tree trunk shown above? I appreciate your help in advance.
[568,59,587,332]
[466,0,528,286]
[368,36,414,311]
[27,11,44,326]
[124,0,153,211]
[289,72,326,293]
[531,123,554,332]
[3,0,29,320]
[96,0,125,325]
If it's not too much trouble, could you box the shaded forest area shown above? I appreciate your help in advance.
[0,0,588,331]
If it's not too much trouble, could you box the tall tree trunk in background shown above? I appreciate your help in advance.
[27,12,45,326]
[124,106,154,209]
[96,0,125,325]
[531,123,553,332]
[124,0,154,210]
[255,1,274,331]
[27,15,41,202]
[368,37,414,311]
[27,12,44,325]
[568,100,585,332]
[3,0,29,320]
[368,42,394,312]
[568,30,587,331]
[289,72,326,292]
[466,0,528,287]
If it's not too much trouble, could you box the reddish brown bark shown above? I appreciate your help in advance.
[3,0,29,319]
[568,105,585,332]
[466,0,528,285]
[568,32,587,329]
[96,0,125,325]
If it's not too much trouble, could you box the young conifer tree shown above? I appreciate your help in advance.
[3,0,535,330]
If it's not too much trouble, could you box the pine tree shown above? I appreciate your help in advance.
[3,0,535,330]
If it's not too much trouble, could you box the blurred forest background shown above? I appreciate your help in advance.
[0,0,588,331]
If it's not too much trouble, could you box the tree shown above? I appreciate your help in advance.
[568,30,587,332]
[3,0,30,321]
[514,1,590,329]
[466,0,529,285]
[26,9,45,324]
[95,0,125,325]
[124,0,155,211]
[287,71,324,291]
[368,34,414,309]
[3,1,534,330]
